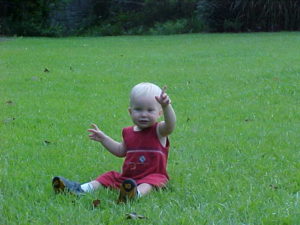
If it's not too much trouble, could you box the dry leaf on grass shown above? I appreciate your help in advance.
[126,212,147,220]
[44,140,51,145]
[92,199,101,208]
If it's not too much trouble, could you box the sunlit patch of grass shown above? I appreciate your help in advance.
[1,32,300,224]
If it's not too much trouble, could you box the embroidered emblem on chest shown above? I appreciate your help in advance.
[139,155,146,163]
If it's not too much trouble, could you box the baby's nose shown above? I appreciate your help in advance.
[141,111,147,116]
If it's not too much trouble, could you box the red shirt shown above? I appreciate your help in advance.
[121,123,170,180]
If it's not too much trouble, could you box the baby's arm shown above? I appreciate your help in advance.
[155,86,176,137]
[88,124,126,157]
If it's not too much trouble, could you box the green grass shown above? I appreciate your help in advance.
[0,32,300,224]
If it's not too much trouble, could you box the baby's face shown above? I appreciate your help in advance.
[129,95,161,130]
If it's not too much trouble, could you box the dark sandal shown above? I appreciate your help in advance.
[52,176,84,195]
[118,179,137,203]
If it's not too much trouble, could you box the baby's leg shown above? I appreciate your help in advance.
[81,180,102,193]
[137,183,153,197]
[90,180,102,189]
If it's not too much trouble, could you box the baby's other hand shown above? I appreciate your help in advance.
[155,86,171,108]
[88,124,106,142]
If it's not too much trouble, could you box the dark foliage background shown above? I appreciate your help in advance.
[197,0,300,32]
[0,0,300,36]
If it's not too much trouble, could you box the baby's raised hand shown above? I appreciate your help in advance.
[155,86,171,108]
[88,124,106,142]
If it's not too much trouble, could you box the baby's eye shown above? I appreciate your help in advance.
[148,109,154,112]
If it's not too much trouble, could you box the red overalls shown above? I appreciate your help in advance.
[96,123,169,188]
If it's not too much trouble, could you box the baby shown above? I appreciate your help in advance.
[52,82,176,203]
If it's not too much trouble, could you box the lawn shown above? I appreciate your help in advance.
[0,32,299,224]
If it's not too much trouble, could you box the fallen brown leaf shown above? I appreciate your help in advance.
[92,199,101,208]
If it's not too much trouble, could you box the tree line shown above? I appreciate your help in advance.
[1,0,300,36]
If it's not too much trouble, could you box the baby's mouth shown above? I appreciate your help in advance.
[139,119,149,123]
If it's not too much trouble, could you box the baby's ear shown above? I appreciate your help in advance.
[159,110,163,116]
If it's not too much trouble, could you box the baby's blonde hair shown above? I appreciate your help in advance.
[130,82,162,106]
